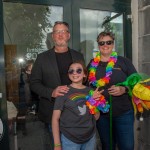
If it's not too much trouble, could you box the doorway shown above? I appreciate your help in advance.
[0,0,131,149]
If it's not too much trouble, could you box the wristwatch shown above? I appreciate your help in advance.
[125,86,129,93]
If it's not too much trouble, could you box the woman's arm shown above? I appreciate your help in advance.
[52,110,62,150]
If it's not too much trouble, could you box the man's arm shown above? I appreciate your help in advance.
[30,54,53,100]
[30,54,69,100]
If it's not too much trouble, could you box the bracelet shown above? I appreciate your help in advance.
[54,143,61,147]
[124,86,129,93]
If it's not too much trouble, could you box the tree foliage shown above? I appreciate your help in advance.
[4,3,52,49]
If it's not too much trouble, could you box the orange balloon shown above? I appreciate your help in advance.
[137,103,143,113]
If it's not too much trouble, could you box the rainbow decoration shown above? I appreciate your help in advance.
[87,51,118,114]
[69,93,86,102]
[86,90,110,114]
[88,51,117,87]
[116,73,150,115]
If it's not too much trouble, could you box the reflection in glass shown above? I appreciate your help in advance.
[4,3,63,61]
[80,9,123,65]
[3,3,63,150]
[0,118,4,141]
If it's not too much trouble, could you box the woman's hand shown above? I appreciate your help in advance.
[108,85,126,96]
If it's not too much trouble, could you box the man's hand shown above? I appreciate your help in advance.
[52,85,69,98]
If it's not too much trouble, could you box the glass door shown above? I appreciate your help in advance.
[3,2,64,150]
[0,0,132,149]
[70,0,130,65]
[79,9,124,65]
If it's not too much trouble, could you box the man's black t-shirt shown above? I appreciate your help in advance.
[55,51,72,85]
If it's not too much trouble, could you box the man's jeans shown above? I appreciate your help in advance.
[97,110,134,150]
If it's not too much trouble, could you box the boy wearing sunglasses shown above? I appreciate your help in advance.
[52,61,100,150]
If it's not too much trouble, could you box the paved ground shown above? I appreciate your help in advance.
[9,109,150,150]
[8,81,150,150]
[9,113,102,150]
[9,114,53,150]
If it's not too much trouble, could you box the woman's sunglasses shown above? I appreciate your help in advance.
[68,68,82,74]
[98,40,114,46]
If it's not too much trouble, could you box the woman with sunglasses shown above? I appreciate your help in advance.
[52,61,100,150]
[87,31,137,150]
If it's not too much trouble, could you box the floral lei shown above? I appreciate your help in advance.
[86,51,118,114]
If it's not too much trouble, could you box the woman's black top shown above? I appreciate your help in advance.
[88,56,137,117]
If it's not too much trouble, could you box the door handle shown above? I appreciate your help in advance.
[0,93,2,98]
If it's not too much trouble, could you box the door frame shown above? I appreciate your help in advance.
[0,0,132,149]
[0,1,9,149]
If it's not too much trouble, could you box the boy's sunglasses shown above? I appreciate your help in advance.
[98,40,114,46]
[68,68,82,74]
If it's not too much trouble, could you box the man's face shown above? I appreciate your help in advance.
[52,24,70,47]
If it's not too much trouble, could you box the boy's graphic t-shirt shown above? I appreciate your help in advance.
[54,86,96,144]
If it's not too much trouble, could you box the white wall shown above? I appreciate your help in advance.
[131,0,138,71]
[131,1,139,150]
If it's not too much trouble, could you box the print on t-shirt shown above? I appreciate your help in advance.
[69,92,87,116]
